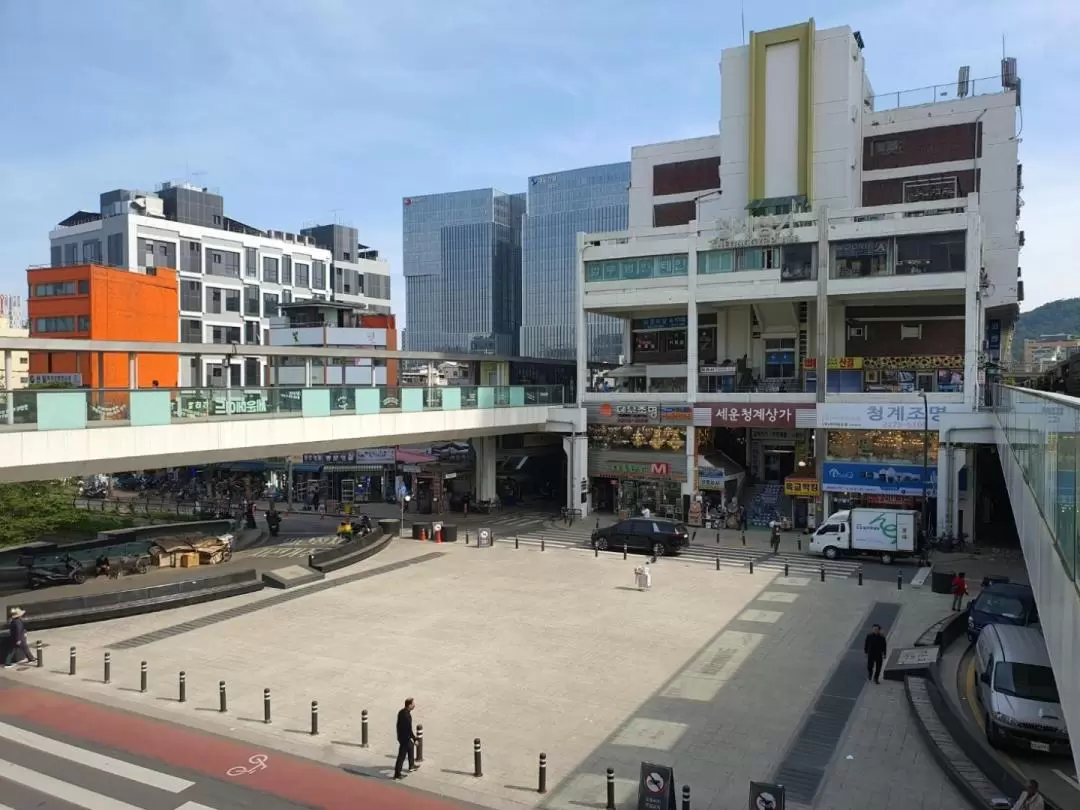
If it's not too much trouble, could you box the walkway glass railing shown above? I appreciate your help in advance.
[994,385,1078,583]
[0,385,567,432]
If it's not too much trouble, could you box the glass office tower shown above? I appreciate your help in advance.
[520,163,629,363]
[403,189,525,354]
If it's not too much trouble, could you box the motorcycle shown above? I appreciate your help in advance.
[356,514,373,537]
[265,511,282,537]
[27,556,87,589]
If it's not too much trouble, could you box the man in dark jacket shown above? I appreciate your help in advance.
[393,697,419,779]
[864,623,887,684]
[4,607,36,668]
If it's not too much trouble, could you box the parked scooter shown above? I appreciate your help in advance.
[265,510,282,537]
[356,514,373,537]
[27,555,87,589]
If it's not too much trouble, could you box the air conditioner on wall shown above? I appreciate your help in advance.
[847,325,866,339]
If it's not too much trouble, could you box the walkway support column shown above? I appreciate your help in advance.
[476,435,497,503]
[563,433,589,518]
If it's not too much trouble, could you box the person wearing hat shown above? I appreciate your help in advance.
[4,607,35,668]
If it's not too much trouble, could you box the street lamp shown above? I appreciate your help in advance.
[919,391,930,536]
[400,494,411,536]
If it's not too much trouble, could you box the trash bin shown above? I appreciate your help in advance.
[411,522,432,540]
[441,524,458,543]
[931,570,954,595]
[378,519,401,537]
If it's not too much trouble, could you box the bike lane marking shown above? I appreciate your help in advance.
[0,685,469,810]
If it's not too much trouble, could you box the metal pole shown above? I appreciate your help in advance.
[538,753,547,793]
[35,640,42,668]
[140,661,147,693]
[416,724,424,762]
[179,671,186,702]
[310,701,319,735]
[606,768,616,810]
[361,709,369,747]
[473,738,483,777]
[69,647,76,676]
[921,391,930,537]
[103,652,111,684]
[682,785,691,810]
[219,680,227,713]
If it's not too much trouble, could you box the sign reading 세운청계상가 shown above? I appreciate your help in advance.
[707,405,796,429]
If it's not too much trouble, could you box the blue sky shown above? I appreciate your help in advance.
[1,0,1076,324]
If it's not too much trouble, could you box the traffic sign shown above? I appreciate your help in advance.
[637,762,675,810]
[748,781,785,810]
[433,522,443,533]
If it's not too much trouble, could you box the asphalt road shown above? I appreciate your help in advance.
[0,680,476,810]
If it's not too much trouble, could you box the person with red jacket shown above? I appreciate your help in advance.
[951,572,969,611]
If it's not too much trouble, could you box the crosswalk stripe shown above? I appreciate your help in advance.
[0,721,193,793]
[175,803,221,810]
[0,758,147,810]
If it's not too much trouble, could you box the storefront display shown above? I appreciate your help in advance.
[826,430,939,466]
[588,424,686,452]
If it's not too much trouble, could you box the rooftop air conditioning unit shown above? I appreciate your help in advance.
[848,325,866,339]
[956,66,970,98]
[1001,57,1018,89]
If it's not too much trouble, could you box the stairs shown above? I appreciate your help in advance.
[747,483,783,527]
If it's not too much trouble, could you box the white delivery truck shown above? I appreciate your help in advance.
[808,508,919,565]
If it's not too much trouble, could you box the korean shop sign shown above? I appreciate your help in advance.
[706,405,796,429]
[784,478,820,497]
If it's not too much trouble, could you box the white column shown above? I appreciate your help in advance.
[575,232,588,400]
[128,352,138,389]
[621,318,632,366]
[963,198,983,411]
[563,434,590,518]
[682,425,697,500]
[476,435,498,502]
[686,225,698,397]
[304,357,312,387]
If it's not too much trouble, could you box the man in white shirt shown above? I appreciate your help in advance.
[641,506,651,518]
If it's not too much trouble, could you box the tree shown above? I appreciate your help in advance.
[0,482,133,548]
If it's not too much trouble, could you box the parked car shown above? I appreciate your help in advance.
[591,518,690,557]
[973,623,1070,754]
[967,582,1038,642]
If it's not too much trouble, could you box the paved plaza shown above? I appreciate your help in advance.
[10,538,971,809]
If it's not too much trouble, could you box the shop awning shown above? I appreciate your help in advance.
[291,463,323,473]
[225,462,267,472]
[397,449,436,464]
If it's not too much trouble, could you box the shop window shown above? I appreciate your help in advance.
[764,338,796,379]
[833,240,889,278]
[737,247,780,271]
[895,231,965,274]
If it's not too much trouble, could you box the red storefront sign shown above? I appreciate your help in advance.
[706,404,797,429]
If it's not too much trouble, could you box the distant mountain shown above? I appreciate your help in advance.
[1012,298,1080,361]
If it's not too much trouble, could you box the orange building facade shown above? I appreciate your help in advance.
[27,264,179,389]
[361,312,399,386]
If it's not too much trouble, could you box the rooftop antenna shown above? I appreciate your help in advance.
[741,0,746,45]
[329,208,343,224]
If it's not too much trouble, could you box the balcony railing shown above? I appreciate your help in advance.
[868,75,1006,112]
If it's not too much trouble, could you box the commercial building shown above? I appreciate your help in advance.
[27,264,179,388]
[520,164,631,363]
[47,183,392,386]
[402,189,525,354]
[0,296,29,388]
[574,20,1021,534]
[1023,334,1080,371]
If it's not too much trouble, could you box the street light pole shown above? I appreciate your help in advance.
[920,391,930,536]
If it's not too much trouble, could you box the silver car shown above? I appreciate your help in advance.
[973,623,1070,754]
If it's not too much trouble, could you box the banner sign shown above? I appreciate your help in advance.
[822,461,937,497]
[784,478,820,497]
[700,405,797,429]
[817,403,952,431]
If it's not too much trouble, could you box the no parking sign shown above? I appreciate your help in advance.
[479,528,491,548]
[748,781,785,810]
[637,762,675,810]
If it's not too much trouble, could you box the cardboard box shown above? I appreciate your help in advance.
[178,552,199,569]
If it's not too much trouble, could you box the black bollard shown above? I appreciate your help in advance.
[716,531,720,545]
[538,752,547,794]
[622,544,627,560]
[541,537,545,552]
[103,652,111,684]
[596,517,600,530]
[515,535,519,549]
[606,768,616,810]
[682,784,691,810]
[311,701,319,735]
[692,531,697,543]
[797,537,802,551]
[465,530,470,545]
[264,688,271,724]
[715,554,720,571]
[897,572,903,591]
[820,565,826,582]
[69,646,76,676]
[784,562,789,577]
[140,661,148,693]
[361,709,369,747]
[595,544,599,558]
[473,738,483,777]
[35,640,43,669]
[219,680,227,713]
[749,559,754,574]
[179,671,186,703]
[858,567,864,586]
[741,532,746,546]
[416,724,424,762]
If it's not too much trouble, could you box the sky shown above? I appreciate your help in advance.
[1,0,1077,325]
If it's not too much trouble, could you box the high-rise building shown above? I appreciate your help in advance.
[402,189,525,354]
[44,183,393,386]
[520,163,630,363]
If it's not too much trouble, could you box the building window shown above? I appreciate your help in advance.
[180,241,202,274]
[180,280,202,311]
[210,325,241,344]
[244,357,261,386]
[33,281,79,297]
[77,315,90,332]
[34,317,76,333]
[295,263,310,288]
[833,240,890,279]
[245,247,258,278]
[282,289,292,305]
[263,292,279,317]
[244,285,260,317]
[50,245,61,267]
[206,249,241,279]
[895,232,965,274]
[82,240,101,263]
[107,233,124,267]
[764,338,796,379]
[871,139,902,157]
[281,256,293,285]
[180,318,203,343]
[244,320,261,344]
[900,324,923,340]
[205,287,241,314]
[262,256,279,283]
[63,243,77,266]
[312,260,326,290]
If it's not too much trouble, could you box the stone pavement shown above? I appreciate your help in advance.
[7,538,973,810]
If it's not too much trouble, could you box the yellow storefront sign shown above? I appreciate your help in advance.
[784,478,820,497]
[802,357,864,370]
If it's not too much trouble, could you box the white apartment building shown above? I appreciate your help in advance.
[571,20,1021,535]
[48,183,392,386]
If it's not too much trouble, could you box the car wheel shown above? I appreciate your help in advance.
[823,546,839,560]
[652,542,666,558]
[72,570,86,585]
[135,559,149,574]
[595,537,608,551]
[880,552,894,565]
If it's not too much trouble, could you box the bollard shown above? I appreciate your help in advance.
[69,646,76,676]
[897,572,903,591]
[219,680,227,713]
[716,531,720,545]
[264,688,271,723]
[715,554,720,571]
[140,660,148,693]
[622,544,628,560]
[308,553,315,569]
[538,752,548,794]
[595,544,599,558]
[311,700,319,735]
[36,640,43,669]
[858,567,864,586]
[596,518,600,530]
[606,768,616,810]
[416,724,424,762]
[797,537,802,552]
[515,535,519,549]
[784,562,789,577]
[820,565,826,583]
[473,738,483,777]
[103,652,111,684]
[465,530,470,545]
[541,537,545,552]
[692,531,697,543]
[361,709,369,747]
[179,671,186,703]
[682,784,691,810]
[741,532,746,547]
[749,560,754,574]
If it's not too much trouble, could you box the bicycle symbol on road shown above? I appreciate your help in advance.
[226,754,269,777]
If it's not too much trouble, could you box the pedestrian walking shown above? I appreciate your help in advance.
[1013,779,1044,810]
[393,697,420,780]
[951,571,969,612]
[634,563,652,591]
[3,607,36,668]
[864,623,887,684]
[769,520,781,553]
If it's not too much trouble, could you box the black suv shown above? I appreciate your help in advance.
[591,518,690,557]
